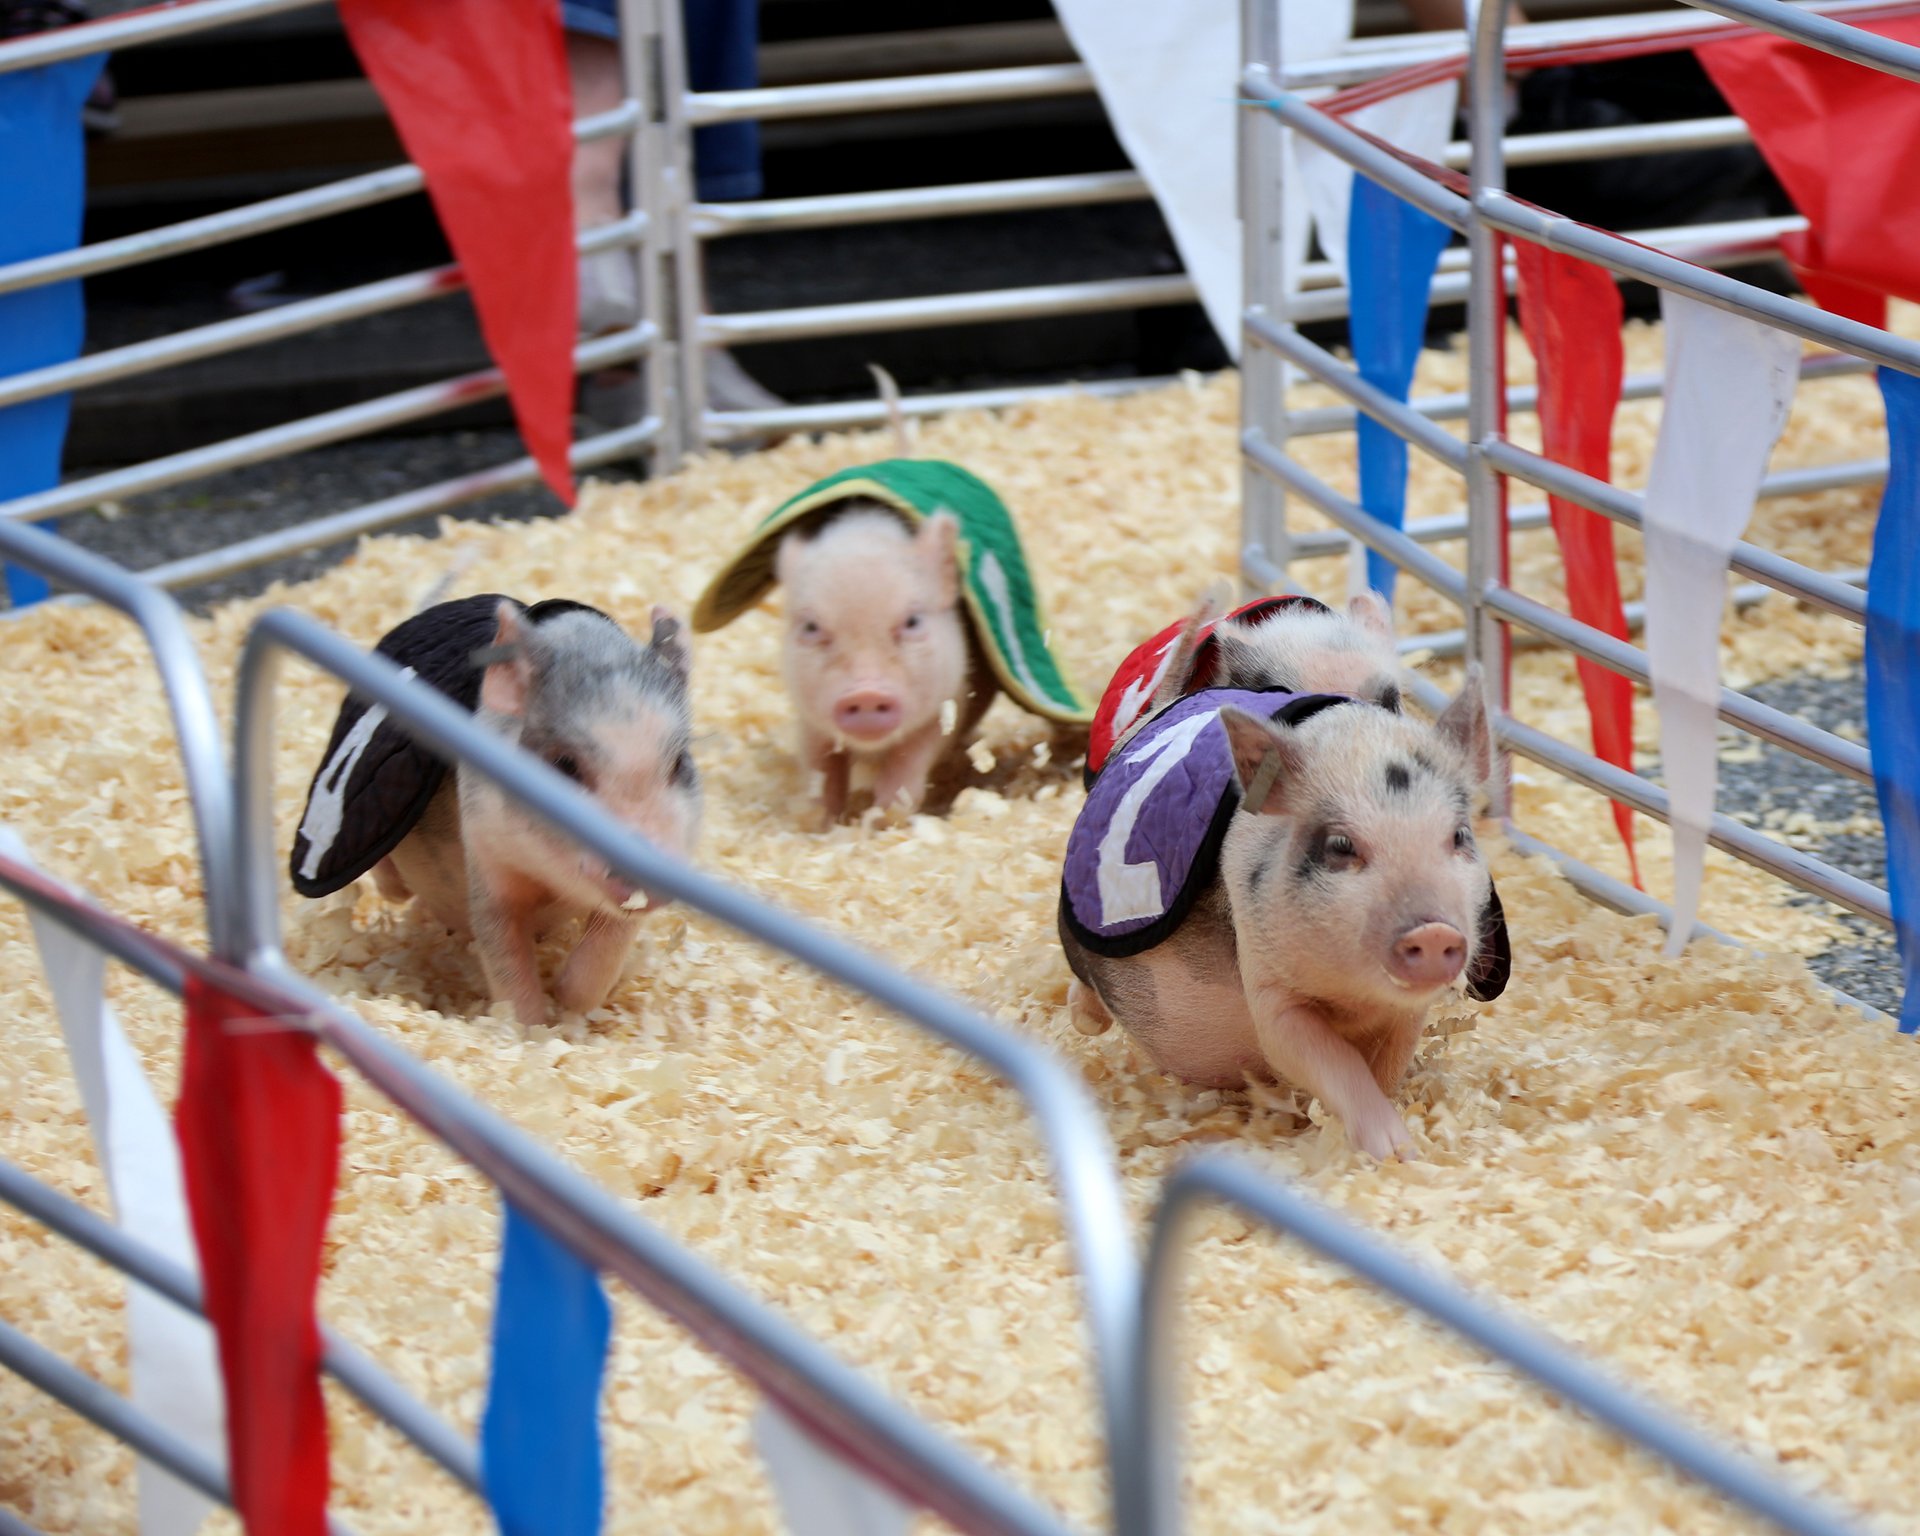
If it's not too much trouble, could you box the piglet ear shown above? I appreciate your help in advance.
[649,604,693,684]
[1464,882,1512,1002]
[1435,661,1494,788]
[1218,706,1303,816]
[917,511,961,607]
[1346,589,1394,642]
[478,601,534,717]
[774,527,811,589]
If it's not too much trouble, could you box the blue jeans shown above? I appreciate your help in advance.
[561,0,761,202]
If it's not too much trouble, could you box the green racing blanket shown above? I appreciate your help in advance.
[690,458,1092,725]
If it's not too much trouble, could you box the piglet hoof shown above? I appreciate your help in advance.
[1352,1112,1416,1163]
[1068,979,1114,1037]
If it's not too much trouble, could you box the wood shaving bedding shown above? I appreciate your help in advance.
[1,333,1915,1535]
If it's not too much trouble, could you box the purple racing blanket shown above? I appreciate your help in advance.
[1060,687,1350,958]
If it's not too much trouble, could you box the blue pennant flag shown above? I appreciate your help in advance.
[1347,175,1452,606]
[1,54,103,608]
[1867,366,1920,1035]
[482,1202,613,1536]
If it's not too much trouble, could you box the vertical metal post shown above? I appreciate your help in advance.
[1238,0,1290,596]
[653,0,709,456]
[619,0,680,463]
[1464,0,1514,814]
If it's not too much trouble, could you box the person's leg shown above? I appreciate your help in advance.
[560,0,640,338]
[682,0,761,202]
[679,0,781,414]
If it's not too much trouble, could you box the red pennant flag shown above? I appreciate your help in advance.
[1512,240,1642,887]
[176,974,342,1536]
[1698,16,1920,328]
[338,0,579,504]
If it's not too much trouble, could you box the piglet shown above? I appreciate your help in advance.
[1211,589,1403,703]
[376,601,701,1027]
[776,507,995,819]
[1060,667,1510,1161]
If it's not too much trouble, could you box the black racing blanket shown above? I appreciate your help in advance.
[289,594,608,898]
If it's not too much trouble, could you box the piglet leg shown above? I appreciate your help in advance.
[373,856,411,902]
[1068,978,1114,1036]
[1250,988,1413,1161]
[469,871,549,1028]
[801,727,851,821]
[555,909,643,1016]
[871,718,949,817]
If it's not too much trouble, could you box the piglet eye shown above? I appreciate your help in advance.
[798,618,823,641]
[671,750,695,786]
[1326,833,1357,860]
[902,611,923,633]
[551,753,583,783]
[1453,824,1474,852]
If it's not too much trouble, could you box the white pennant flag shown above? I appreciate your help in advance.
[0,827,227,1535]
[754,1403,913,1536]
[1637,296,1799,954]
[1049,0,1356,356]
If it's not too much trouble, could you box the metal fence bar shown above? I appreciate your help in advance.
[1133,1156,1869,1536]
[1286,350,1876,437]
[693,171,1152,239]
[619,0,680,461]
[698,274,1198,348]
[1241,428,1470,605]
[704,376,1176,445]
[1483,438,1868,623]
[1463,0,1516,815]
[135,419,657,594]
[0,523,240,959]
[0,1317,361,1536]
[1255,87,1471,233]
[0,216,646,413]
[1238,0,1291,588]
[0,325,652,527]
[0,105,642,300]
[1397,565,1869,661]
[1682,0,1920,81]
[0,1154,482,1495]
[1442,114,1754,169]
[1288,210,1801,308]
[1483,582,1874,784]
[1247,313,1469,470]
[233,611,1140,1536]
[0,0,326,74]
[1288,469,1883,551]
[1278,0,1912,89]
[1478,190,1920,380]
[685,63,1097,127]
[0,1504,46,1536]
[1496,709,1891,925]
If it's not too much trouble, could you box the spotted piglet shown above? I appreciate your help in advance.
[1059,665,1510,1160]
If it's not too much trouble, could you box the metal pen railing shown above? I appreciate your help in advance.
[1237,0,1905,941]
[1130,1154,1868,1536]
[0,0,671,603]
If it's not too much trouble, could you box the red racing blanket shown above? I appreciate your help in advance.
[1084,594,1331,783]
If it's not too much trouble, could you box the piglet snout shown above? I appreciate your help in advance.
[1391,922,1466,990]
[833,688,903,742]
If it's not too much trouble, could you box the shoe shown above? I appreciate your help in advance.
[703,348,783,413]
[578,246,640,338]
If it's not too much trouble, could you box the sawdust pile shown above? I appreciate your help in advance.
[2,320,1917,1535]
